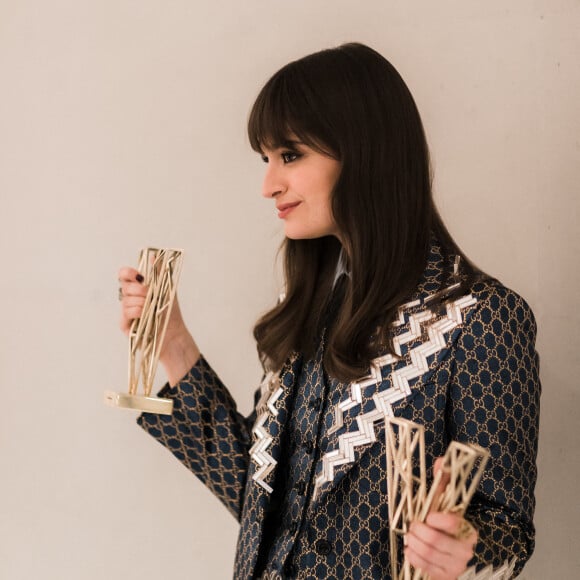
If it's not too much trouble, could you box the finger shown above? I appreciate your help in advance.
[121,294,146,308]
[429,456,451,513]
[433,456,445,478]
[406,525,473,579]
[120,281,148,298]
[426,512,478,543]
[118,266,145,283]
[425,512,466,537]
[404,545,446,580]
[119,295,147,332]
[120,308,145,334]
[123,305,146,321]
[409,519,472,557]
[407,522,457,556]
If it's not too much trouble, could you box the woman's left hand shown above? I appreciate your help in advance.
[404,511,477,580]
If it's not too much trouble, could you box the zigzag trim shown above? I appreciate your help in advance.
[458,557,517,579]
[327,296,428,437]
[393,299,420,327]
[391,294,476,391]
[249,371,283,493]
[314,293,477,498]
[314,390,408,499]
[392,308,433,356]
[328,353,397,435]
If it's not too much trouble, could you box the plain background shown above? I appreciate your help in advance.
[1,1,579,578]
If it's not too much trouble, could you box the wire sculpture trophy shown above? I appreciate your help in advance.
[105,247,183,416]
[385,417,490,580]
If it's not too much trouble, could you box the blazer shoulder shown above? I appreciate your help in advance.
[460,277,538,344]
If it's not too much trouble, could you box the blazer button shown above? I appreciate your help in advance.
[316,539,332,555]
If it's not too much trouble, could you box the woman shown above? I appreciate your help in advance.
[118,43,539,579]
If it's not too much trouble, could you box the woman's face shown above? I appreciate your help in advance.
[260,139,341,240]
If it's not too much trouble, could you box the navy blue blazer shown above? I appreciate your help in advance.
[138,244,539,579]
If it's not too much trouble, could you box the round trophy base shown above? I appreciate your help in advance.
[104,391,173,415]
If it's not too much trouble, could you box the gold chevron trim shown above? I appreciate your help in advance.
[315,292,477,498]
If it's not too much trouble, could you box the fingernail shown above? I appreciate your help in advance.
[136,274,144,283]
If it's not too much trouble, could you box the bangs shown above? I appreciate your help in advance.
[247,63,337,157]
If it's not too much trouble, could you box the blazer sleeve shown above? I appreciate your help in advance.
[137,355,258,522]
[447,282,540,576]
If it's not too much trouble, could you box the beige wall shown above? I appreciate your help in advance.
[1,1,578,578]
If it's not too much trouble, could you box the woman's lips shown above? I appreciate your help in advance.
[277,201,301,219]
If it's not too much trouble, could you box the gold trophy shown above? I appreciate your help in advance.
[105,247,183,415]
[384,417,489,580]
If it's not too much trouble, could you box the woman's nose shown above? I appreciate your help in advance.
[262,164,286,198]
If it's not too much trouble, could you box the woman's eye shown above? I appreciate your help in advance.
[281,151,299,163]
[261,155,269,163]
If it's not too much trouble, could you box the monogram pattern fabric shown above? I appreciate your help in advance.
[137,244,540,579]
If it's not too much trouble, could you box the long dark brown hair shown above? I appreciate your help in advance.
[249,43,480,381]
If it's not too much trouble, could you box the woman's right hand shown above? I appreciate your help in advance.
[118,266,148,336]
[118,266,201,385]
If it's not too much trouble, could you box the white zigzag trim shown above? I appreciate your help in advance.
[314,390,408,499]
[458,557,517,579]
[393,308,433,356]
[314,293,477,498]
[250,372,283,493]
[328,353,398,435]
[391,294,476,392]
[393,299,420,327]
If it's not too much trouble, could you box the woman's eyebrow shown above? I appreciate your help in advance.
[280,139,304,149]
[259,138,305,154]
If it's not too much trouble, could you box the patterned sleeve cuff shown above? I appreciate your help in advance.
[155,354,208,399]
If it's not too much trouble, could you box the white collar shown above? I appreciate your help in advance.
[332,249,350,287]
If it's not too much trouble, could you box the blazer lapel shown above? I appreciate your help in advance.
[249,354,302,492]
[312,278,478,506]
[236,355,302,579]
